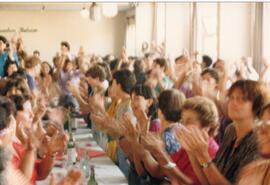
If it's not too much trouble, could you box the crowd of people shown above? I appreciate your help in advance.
[1,32,270,185]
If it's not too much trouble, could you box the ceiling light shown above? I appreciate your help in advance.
[102,3,118,18]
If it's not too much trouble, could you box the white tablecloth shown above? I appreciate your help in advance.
[37,121,128,185]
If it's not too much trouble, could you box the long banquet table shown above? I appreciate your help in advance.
[37,119,128,185]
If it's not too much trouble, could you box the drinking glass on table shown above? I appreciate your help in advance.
[80,150,91,179]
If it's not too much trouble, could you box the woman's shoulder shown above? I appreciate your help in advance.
[237,159,270,185]
[223,122,236,139]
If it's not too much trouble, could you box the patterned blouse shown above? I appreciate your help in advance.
[163,124,181,154]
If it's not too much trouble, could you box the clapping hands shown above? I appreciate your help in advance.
[175,126,210,164]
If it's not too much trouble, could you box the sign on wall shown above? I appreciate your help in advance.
[0,27,38,33]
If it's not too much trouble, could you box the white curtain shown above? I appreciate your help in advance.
[190,3,218,62]
[190,2,198,56]
[152,2,166,52]
[261,3,270,84]
[125,16,136,56]
[252,2,264,73]
[263,3,270,61]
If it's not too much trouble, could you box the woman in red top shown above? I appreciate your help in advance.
[173,96,219,185]
[9,94,68,185]
[0,97,30,185]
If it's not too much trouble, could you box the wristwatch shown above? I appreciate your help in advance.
[201,160,213,169]
[163,162,176,169]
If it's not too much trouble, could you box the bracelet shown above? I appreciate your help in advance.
[163,162,176,169]
[200,160,213,169]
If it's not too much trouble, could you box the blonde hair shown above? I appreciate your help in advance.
[182,96,219,137]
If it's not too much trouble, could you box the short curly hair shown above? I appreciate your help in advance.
[182,96,219,137]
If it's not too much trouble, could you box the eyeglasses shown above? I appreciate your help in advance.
[255,120,270,133]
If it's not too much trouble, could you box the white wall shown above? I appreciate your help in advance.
[219,3,252,64]
[135,2,253,64]
[165,3,190,60]
[2,3,252,63]
[0,10,126,62]
[135,3,155,56]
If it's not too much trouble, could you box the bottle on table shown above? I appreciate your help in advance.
[88,165,98,185]
[70,112,78,132]
[80,150,90,179]
[67,132,77,166]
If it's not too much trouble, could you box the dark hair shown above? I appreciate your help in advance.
[17,50,28,64]
[228,80,266,117]
[58,94,79,113]
[213,59,224,69]
[25,56,40,69]
[154,58,167,69]
[134,59,144,74]
[144,53,154,59]
[33,50,40,56]
[3,60,18,77]
[9,94,31,112]
[202,55,213,67]
[134,59,146,85]
[0,96,15,131]
[63,58,73,73]
[61,41,70,51]
[4,80,17,96]
[0,36,7,44]
[40,61,53,78]
[201,68,219,83]
[85,65,106,82]
[132,84,158,120]
[109,59,120,71]
[113,69,136,94]
[9,68,27,80]
[158,89,186,122]
[120,63,129,69]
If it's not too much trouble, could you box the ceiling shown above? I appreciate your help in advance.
[0,3,134,12]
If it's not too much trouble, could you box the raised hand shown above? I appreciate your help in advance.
[131,104,150,136]
[87,92,105,114]
[33,101,47,124]
[47,107,68,126]
[91,113,125,138]
[24,127,36,151]
[90,112,110,130]
[16,122,28,146]
[47,131,69,155]
[262,58,269,69]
